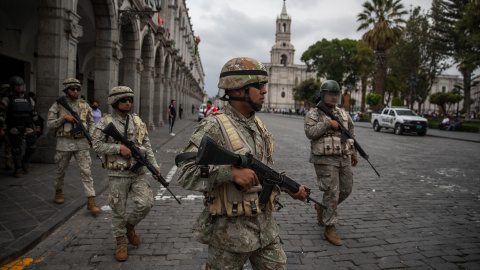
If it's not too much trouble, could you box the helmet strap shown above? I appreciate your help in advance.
[244,86,263,112]
[112,103,131,114]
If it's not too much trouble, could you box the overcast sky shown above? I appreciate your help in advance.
[186,0,435,98]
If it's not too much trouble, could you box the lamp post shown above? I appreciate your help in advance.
[406,74,418,110]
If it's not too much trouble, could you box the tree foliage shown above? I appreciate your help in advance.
[429,92,464,115]
[293,78,321,107]
[388,6,449,112]
[366,93,382,109]
[352,40,375,112]
[357,0,408,103]
[301,38,358,87]
[430,0,480,117]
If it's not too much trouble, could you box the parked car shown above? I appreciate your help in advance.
[371,107,428,136]
[198,103,207,121]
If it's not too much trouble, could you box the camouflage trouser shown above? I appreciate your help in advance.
[206,237,286,270]
[108,174,153,238]
[314,164,353,226]
[54,150,95,197]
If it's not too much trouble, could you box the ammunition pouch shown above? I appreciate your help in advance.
[103,145,147,170]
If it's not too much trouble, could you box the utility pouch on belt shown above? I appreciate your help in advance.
[324,137,333,155]
[344,138,355,155]
[224,184,262,217]
[311,138,325,155]
[332,137,342,155]
[208,186,225,216]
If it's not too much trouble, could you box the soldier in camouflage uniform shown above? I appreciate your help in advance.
[304,80,358,246]
[47,78,100,214]
[0,83,13,170]
[177,57,309,269]
[0,76,41,177]
[92,86,160,262]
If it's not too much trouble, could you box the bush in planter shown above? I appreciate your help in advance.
[391,97,403,107]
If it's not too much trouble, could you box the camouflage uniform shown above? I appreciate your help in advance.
[0,84,13,169]
[47,97,95,197]
[0,77,40,176]
[304,105,356,226]
[92,109,156,238]
[177,104,286,269]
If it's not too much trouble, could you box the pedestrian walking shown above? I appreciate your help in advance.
[304,80,358,246]
[91,100,102,124]
[0,76,41,177]
[92,86,160,262]
[168,99,176,136]
[179,104,183,119]
[176,57,309,269]
[46,78,100,214]
[191,104,194,114]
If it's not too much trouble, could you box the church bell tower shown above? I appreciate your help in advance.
[270,0,295,66]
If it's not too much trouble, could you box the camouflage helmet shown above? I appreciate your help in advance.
[108,86,134,105]
[217,57,268,90]
[0,84,10,93]
[9,76,24,85]
[62,78,81,92]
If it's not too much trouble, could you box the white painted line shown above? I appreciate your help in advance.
[154,165,204,201]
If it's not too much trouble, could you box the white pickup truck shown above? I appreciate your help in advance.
[371,108,428,136]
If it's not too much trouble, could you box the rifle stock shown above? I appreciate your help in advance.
[316,101,380,177]
[102,122,181,204]
[195,136,327,209]
[56,96,93,146]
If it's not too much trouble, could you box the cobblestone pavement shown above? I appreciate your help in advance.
[2,113,479,269]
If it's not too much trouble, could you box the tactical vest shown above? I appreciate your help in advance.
[102,113,148,171]
[205,112,278,217]
[55,99,88,138]
[7,96,33,124]
[310,108,356,156]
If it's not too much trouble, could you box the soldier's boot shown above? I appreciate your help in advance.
[5,157,13,170]
[324,225,342,246]
[54,189,64,204]
[12,153,22,178]
[115,236,128,261]
[126,223,141,246]
[315,204,326,226]
[22,163,30,173]
[13,169,23,178]
[87,197,100,214]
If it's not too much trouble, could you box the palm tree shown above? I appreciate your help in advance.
[357,0,407,105]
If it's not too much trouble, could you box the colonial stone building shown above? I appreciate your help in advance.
[0,0,205,162]
[263,2,316,111]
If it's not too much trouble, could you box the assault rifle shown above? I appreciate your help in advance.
[195,136,327,210]
[56,96,92,146]
[316,100,380,177]
[102,122,181,204]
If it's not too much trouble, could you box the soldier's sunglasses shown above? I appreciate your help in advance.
[248,82,266,90]
[68,87,80,92]
[118,97,133,103]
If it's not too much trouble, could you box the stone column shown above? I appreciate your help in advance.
[34,2,83,163]
[140,66,155,130]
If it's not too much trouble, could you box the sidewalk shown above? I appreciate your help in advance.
[0,114,197,265]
